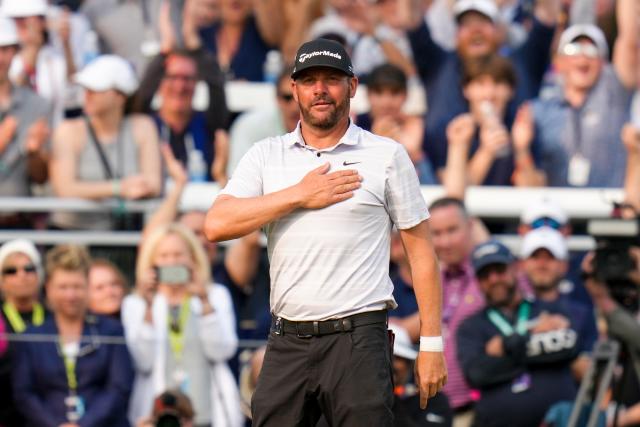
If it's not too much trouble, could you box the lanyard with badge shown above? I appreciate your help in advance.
[168,300,191,392]
[487,300,532,393]
[2,302,45,333]
[59,340,85,423]
[567,107,591,186]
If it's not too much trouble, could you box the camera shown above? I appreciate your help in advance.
[156,412,181,427]
[156,265,191,285]
[587,218,640,311]
[153,390,191,427]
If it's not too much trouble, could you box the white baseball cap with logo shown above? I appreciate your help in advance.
[520,227,568,261]
[1,0,48,18]
[74,55,139,95]
[453,0,499,24]
[0,15,19,47]
[520,198,568,227]
[557,24,609,59]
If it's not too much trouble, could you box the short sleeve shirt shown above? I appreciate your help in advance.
[220,122,429,320]
[532,65,632,187]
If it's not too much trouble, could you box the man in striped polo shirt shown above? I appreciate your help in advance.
[205,38,446,426]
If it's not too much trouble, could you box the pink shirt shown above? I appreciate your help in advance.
[442,260,485,409]
[0,316,7,356]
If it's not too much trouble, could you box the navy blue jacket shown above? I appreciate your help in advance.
[13,315,134,427]
[456,299,578,427]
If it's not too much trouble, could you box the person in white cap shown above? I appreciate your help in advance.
[1,0,71,125]
[519,227,598,380]
[0,15,50,216]
[0,238,47,426]
[49,55,161,231]
[523,0,639,187]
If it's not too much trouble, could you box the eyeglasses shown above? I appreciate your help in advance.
[561,42,600,59]
[530,217,562,230]
[163,74,197,83]
[2,264,37,276]
[278,93,295,102]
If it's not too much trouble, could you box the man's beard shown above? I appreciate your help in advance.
[488,280,518,308]
[531,276,560,294]
[300,93,350,130]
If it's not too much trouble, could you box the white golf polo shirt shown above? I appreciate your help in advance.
[219,122,429,321]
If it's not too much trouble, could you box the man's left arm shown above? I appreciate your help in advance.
[399,220,447,409]
[512,0,560,98]
[612,0,639,89]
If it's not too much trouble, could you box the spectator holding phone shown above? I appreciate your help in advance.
[122,223,242,427]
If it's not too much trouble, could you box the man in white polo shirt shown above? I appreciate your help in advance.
[205,38,446,426]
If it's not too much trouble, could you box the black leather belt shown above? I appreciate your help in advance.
[271,310,388,338]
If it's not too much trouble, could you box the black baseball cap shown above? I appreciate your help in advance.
[291,38,354,80]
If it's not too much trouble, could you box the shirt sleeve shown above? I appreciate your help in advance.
[218,140,266,198]
[384,143,430,229]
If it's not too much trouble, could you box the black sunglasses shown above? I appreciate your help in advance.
[477,263,508,280]
[2,264,37,276]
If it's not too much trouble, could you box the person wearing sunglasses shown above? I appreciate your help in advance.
[457,240,580,427]
[0,239,46,334]
[0,239,47,427]
[526,0,639,188]
[12,244,134,427]
[140,50,230,184]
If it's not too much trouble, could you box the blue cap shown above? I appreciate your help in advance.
[471,240,515,273]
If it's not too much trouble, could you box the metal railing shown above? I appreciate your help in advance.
[1,184,624,250]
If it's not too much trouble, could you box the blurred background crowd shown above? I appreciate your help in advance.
[1,0,640,426]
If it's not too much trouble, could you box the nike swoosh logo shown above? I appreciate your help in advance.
[343,161,361,166]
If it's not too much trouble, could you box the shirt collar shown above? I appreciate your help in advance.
[285,120,360,150]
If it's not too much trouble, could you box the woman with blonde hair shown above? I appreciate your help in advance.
[122,223,241,427]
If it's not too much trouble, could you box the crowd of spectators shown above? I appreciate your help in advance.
[1,0,640,426]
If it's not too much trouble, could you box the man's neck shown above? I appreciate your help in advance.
[55,312,84,343]
[5,296,36,313]
[496,292,523,316]
[159,107,192,134]
[534,286,559,302]
[564,85,589,108]
[89,109,124,140]
[300,116,350,150]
